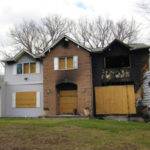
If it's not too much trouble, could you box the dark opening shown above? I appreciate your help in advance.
[59,40,69,48]
[56,82,77,90]
[105,56,130,68]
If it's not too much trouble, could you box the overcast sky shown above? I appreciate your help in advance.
[0,0,149,73]
[0,0,149,45]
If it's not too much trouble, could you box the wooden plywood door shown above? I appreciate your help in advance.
[60,90,77,114]
[95,85,136,115]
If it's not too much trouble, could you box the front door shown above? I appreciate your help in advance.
[60,90,77,114]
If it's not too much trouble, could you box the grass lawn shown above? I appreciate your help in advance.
[0,118,149,150]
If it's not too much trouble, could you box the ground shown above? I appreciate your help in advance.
[0,118,149,150]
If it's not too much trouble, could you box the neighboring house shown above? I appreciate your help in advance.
[0,75,4,117]
[42,36,93,116]
[92,39,150,116]
[1,35,150,117]
[3,50,44,117]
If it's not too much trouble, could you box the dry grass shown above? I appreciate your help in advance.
[0,118,149,150]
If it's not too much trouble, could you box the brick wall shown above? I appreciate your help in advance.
[43,40,93,116]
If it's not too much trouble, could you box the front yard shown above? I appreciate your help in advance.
[0,118,149,150]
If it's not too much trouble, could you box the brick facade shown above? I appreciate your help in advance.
[43,40,93,116]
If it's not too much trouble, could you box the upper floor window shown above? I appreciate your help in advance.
[16,62,36,74]
[105,56,130,69]
[54,56,78,70]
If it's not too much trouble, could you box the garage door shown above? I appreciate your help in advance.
[95,85,136,115]
[60,90,77,114]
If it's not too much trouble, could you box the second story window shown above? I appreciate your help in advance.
[17,64,23,74]
[16,62,36,75]
[54,56,78,70]
[105,56,130,69]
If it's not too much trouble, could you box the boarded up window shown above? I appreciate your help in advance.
[23,63,30,74]
[16,92,36,108]
[67,57,73,69]
[59,58,66,70]
[95,85,136,115]
[30,62,36,73]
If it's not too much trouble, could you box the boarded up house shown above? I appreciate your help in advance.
[92,39,149,116]
[1,36,150,117]
[43,36,93,116]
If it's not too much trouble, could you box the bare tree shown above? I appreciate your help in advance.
[10,15,72,54]
[111,19,140,44]
[10,15,140,52]
[71,17,139,49]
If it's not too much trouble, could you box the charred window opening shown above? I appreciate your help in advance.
[62,40,69,48]
[105,56,130,68]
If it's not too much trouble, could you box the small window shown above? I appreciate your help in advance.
[17,64,22,74]
[16,62,36,74]
[105,56,130,68]
[67,57,73,69]
[54,56,78,70]
[23,63,30,74]
[30,62,36,73]
[59,58,66,70]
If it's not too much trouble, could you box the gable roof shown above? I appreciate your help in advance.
[2,37,150,62]
[43,35,92,55]
[129,43,150,50]
[102,39,131,52]
[94,39,150,53]
[3,49,41,63]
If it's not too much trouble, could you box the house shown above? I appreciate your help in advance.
[2,50,44,117]
[92,39,150,116]
[0,75,4,117]
[42,36,93,116]
[1,35,150,117]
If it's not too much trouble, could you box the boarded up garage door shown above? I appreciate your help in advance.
[95,85,136,114]
[60,90,77,114]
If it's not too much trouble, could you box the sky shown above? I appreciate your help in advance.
[0,0,149,73]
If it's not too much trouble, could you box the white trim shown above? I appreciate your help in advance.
[65,57,67,69]
[54,57,59,70]
[7,82,43,85]
[13,64,17,75]
[36,62,40,73]
[16,61,37,75]
[73,56,78,69]
[12,93,16,108]
[13,91,40,108]
[56,56,78,70]
[36,92,40,107]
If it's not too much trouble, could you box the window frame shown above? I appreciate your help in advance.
[12,91,40,108]
[58,56,74,70]
[104,55,131,69]
[17,63,23,74]
[16,62,36,75]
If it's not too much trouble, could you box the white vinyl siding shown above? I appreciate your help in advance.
[13,64,17,75]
